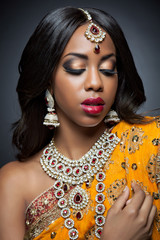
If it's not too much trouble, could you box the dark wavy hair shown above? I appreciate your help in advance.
[13,6,147,161]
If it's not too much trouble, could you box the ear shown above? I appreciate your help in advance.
[49,87,54,96]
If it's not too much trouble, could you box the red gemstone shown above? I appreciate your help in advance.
[98,196,102,201]
[63,184,68,192]
[76,169,80,174]
[99,174,103,179]
[71,231,76,236]
[48,156,51,160]
[98,206,102,211]
[84,165,89,170]
[76,211,82,220]
[74,193,83,204]
[57,191,62,196]
[58,165,62,170]
[94,44,100,54]
[56,182,60,187]
[92,158,96,164]
[97,229,102,235]
[61,200,64,204]
[98,150,103,155]
[98,217,102,223]
[52,160,56,165]
[45,150,48,154]
[90,25,99,35]
[66,168,70,173]
[63,210,67,215]
[99,184,103,190]
[109,134,114,140]
[45,98,49,104]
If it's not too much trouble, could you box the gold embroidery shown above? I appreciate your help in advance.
[120,127,147,153]
[152,192,160,200]
[156,153,160,185]
[155,210,160,232]
[24,187,74,239]
[104,158,114,172]
[155,116,160,128]
[24,200,61,239]
[131,180,149,195]
[120,130,129,152]
[146,154,157,183]
[131,163,138,170]
[84,225,95,240]
[50,231,56,239]
[121,158,129,174]
[128,127,147,153]
[106,178,127,206]
[152,138,160,146]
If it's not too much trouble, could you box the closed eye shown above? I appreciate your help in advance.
[99,69,118,76]
[63,67,86,75]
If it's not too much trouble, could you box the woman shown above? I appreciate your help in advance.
[0,6,159,240]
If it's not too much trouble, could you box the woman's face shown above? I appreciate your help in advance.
[51,24,118,127]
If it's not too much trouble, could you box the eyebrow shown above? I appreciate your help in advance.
[101,53,116,61]
[63,53,88,60]
[63,52,116,61]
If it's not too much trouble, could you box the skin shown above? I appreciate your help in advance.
[0,24,156,240]
[52,24,118,159]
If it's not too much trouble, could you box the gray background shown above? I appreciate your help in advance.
[0,0,160,168]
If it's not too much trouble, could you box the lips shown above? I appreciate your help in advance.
[82,97,105,105]
[81,97,105,114]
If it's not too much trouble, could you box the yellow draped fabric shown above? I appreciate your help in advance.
[24,117,160,240]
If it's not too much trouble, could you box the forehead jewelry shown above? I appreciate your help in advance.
[79,8,106,54]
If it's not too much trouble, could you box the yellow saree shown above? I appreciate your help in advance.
[24,117,160,240]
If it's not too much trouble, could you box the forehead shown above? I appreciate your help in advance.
[61,24,116,57]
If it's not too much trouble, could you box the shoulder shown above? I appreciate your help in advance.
[0,151,43,202]
[0,161,29,205]
[0,161,26,192]
[0,161,27,239]
[114,116,160,138]
[112,116,160,156]
[0,151,47,239]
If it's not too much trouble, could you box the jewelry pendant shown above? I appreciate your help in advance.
[78,8,106,54]
[68,186,89,210]
[40,128,120,239]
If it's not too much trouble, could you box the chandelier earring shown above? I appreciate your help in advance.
[104,109,120,124]
[43,89,60,128]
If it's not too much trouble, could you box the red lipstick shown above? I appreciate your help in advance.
[81,97,105,114]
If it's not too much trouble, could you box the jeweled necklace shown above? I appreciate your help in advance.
[40,129,120,239]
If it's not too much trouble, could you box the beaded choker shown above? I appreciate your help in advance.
[40,129,120,239]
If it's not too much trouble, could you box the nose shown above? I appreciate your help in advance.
[84,67,104,92]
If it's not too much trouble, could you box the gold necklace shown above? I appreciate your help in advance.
[40,129,120,239]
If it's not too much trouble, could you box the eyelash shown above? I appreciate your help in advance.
[99,69,118,76]
[64,68,85,75]
[63,67,117,76]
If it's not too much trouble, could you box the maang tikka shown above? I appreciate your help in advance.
[79,8,106,54]
[43,89,60,128]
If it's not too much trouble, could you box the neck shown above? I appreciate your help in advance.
[54,121,107,160]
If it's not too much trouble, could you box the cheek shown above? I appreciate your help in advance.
[104,78,118,102]
[53,72,80,108]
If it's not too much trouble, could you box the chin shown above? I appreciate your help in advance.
[76,117,105,128]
